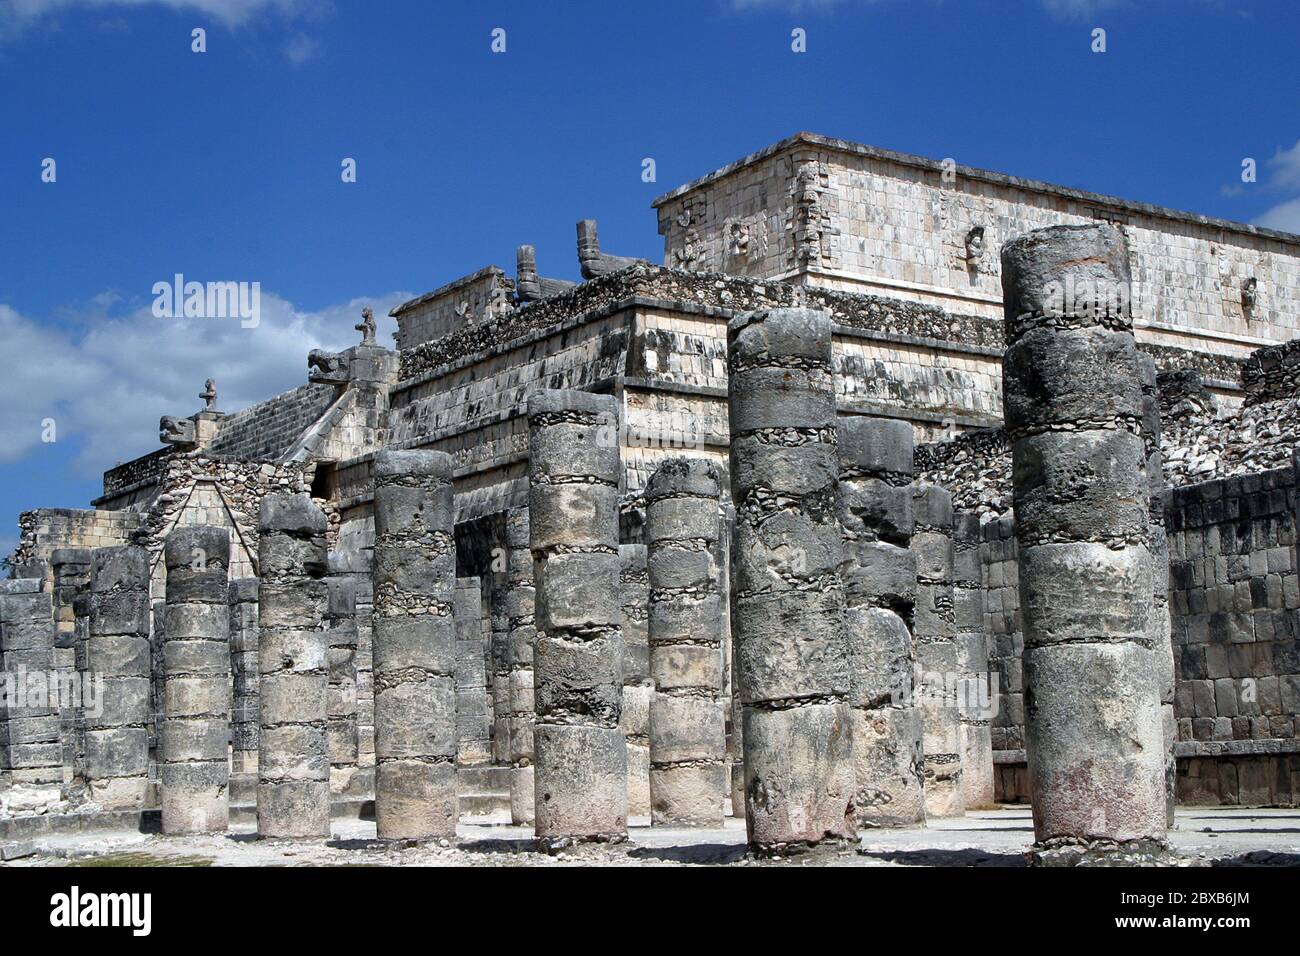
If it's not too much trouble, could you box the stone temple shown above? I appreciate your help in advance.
[4,132,1300,863]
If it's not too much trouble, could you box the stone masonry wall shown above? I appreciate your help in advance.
[979,467,1300,807]
[654,133,1300,360]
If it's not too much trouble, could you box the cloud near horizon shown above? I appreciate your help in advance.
[0,287,412,481]
[1,0,308,29]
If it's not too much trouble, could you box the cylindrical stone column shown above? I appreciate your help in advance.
[645,458,726,827]
[160,526,231,834]
[489,575,512,766]
[1002,223,1166,858]
[1138,354,1176,827]
[228,578,259,777]
[914,482,964,817]
[51,548,93,785]
[727,308,855,853]
[528,389,628,847]
[504,508,537,824]
[372,450,458,841]
[620,543,653,819]
[85,546,151,809]
[954,511,995,810]
[257,493,330,840]
[325,566,360,794]
[836,417,926,828]
[455,577,492,766]
[0,578,61,788]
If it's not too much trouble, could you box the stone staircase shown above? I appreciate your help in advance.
[226,765,512,825]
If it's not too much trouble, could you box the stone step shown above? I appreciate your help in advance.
[457,765,512,793]
[459,792,510,816]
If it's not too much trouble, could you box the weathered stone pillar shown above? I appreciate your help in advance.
[160,526,231,834]
[727,308,855,853]
[836,417,926,828]
[51,548,92,785]
[325,565,360,794]
[504,508,537,823]
[372,450,458,841]
[85,546,151,809]
[528,389,627,847]
[913,482,964,817]
[455,577,492,766]
[954,511,995,810]
[489,574,512,766]
[645,458,726,827]
[257,493,330,839]
[1002,223,1166,860]
[0,579,61,789]
[228,578,259,776]
[620,543,653,818]
[1138,354,1176,827]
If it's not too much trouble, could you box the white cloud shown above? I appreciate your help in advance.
[1039,0,1126,17]
[2,0,307,28]
[283,30,316,64]
[0,289,412,480]
[1265,139,1300,192]
[1255,196,1300,234]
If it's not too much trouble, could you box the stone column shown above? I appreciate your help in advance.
[727,308,855,853]
[836,417,926,828]
[528,389,627,847]
[51,548,92,785]
[354,575,376,777]
[914,483,964,817]
[257,493,330,840]
[954,511,995,810]
[620,543,653,819]
[1138,354,1177,827]
[1001,223,1166,860]
[85,546,151,809]
[372,450,458,841]
[228,578,259,777]
[645,458,726,827]
[504,507,537,824]
[160,526,231,834]
[0,579,61,790]
[455,577,492,766]
[489,575,512,766]
[325,566,360,794]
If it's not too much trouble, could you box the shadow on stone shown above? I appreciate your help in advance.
[626,843,749,865]
[858,847,1026,867]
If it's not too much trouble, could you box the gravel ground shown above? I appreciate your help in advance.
[4,807,1299,867]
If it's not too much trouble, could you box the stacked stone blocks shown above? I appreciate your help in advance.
[1001,223,1166,857]
[371,450,459,841]
[836,416,927,827]
[257,493,330,839]
[527,389,628,846]
[645,458,727,827]
[727,307,856,852]
[160,526,231,834]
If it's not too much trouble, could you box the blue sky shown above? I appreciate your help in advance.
[1,0,1298,557]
